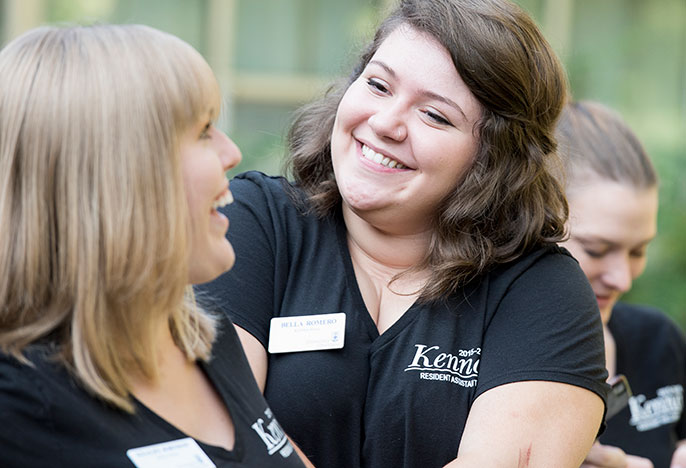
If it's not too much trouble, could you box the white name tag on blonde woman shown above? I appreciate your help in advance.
[127,438,215,468]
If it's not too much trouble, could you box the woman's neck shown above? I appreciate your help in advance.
[342,203,431,271]
[131,322,191,388]
[130,321,236,451]
[343,203,432,332]
[603,325,617,378]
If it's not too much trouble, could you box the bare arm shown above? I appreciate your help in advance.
[671,439,686,468]
[234,325,268,392]
[291,441,317,468]
[443,381,604,468]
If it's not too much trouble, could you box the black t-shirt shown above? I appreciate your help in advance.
[600,302,686,468]
[198,171,609,468]
[0,316,305,468]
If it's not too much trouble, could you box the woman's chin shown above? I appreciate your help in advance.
[599,304,614,325]
[189,243,235,285]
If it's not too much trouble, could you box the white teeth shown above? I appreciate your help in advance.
[361,144,406,169]
[212,190,234,210]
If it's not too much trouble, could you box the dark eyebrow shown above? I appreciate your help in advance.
[367,59,469,123]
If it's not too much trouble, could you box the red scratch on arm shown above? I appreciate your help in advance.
[518,444,532,467]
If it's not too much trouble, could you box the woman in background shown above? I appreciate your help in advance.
[0,24,306,468]
[199,0,609,466]
[558,100,686,468]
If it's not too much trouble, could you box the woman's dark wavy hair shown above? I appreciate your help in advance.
[286,0,569,300]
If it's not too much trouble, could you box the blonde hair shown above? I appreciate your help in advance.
[0,25,221,411]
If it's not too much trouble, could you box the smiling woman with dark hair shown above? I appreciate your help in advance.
[199,1,610,466]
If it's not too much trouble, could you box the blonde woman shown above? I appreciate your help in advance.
[0,25,306,468]
[557,101,686,468]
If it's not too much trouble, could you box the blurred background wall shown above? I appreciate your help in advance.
[2,0,684,330]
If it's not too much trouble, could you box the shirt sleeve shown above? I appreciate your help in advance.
[475,250,610,404]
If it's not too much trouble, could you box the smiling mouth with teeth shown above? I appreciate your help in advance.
[361,144,407,169]
[212,190,234,211]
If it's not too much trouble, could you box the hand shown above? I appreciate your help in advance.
[671,440,686,468]
[581,441,653,468]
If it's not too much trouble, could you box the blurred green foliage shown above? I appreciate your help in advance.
[623,142,686,328]
[555,0,686,331]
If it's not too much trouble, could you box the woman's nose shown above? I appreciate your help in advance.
[368,103,408,142]
[601,256,633,294]
[214,128,242,172]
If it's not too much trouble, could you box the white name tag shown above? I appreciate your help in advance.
[126,438,216,468]
[268,313,346,353]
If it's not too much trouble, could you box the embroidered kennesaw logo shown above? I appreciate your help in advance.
[629,384,683,432]
[251,408,294,458]
[404,343,480,388]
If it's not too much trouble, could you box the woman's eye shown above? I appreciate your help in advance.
[424,110,452,126]
[584,249,605,259]
[630,248,647,259]
[367,78,389,94]
[199,122,212,139]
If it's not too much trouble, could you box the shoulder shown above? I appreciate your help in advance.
[493,244,582,278]
[612,302,674,326]
[473,245,609,403]
[211,314,244,356]
[0,353,54,465]
[0,346,58,396]
[487,244,590,298]
[226,170,341,250]
[232,170,288,189]
[610,302,686,345]
[0,348,59,437]
[227,171,325,233]
[480,244,600,347]
[0,352,31,392]
[206,316,267,396]
[231,171,303,208]
[209,314,261,376]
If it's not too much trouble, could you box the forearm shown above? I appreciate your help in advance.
[446,382,603,468]
[672,439,686,467]
[290,437,316,468]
